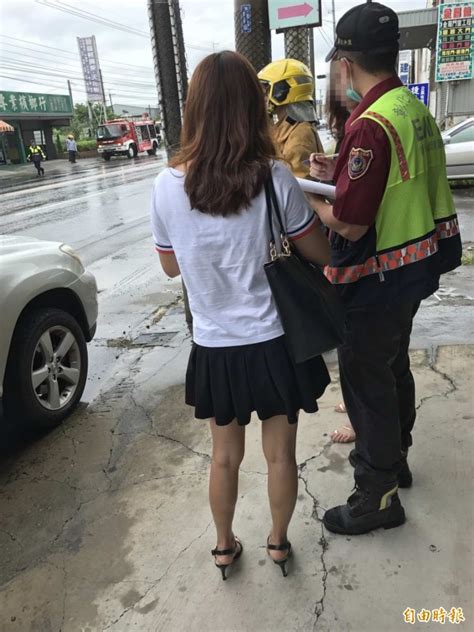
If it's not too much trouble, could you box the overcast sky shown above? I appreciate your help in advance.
[0,0,428,108]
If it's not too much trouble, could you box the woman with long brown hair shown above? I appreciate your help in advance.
[151,51,331,580]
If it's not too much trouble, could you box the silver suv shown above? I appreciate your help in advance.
[0,235,98,430]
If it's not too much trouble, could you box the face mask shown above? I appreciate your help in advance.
[342,58,362,103]
[346,87,362,103]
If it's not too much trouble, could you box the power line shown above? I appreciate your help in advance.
[34,0,215,52]
[1,44,155,78]
[2,59,158,89]
[0,34,155,71]
[1,68,158,100]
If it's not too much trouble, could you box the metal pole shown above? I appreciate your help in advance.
[309,28,316,100]
[99,70,107,121]
[234,0,271,71]
[87,101,94,126]
[148,0,192,332]
[332,0,336,38]
[109,92,114,113]
[67,80,74,110]
[284,27,311,66]
[148,0,188,158]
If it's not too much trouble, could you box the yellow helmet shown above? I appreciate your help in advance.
[258,59,314,112]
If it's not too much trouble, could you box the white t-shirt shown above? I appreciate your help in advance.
[150,161,316,348]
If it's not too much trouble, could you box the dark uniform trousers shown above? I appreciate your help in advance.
[338,300,420,486]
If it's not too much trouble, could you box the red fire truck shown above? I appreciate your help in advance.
[96,115,162,161]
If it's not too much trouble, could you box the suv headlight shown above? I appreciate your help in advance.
[60,244,85,271]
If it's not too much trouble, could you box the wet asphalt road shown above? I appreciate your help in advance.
[1,155,472,358]
[0,154,166,266]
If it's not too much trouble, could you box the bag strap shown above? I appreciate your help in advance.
[264,179,277,246]
[266,175,287,236]
[264,173,291,260]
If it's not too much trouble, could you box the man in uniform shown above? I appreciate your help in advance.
[309,2,462,535]
[258,58,324,178]
[27,140,46,177]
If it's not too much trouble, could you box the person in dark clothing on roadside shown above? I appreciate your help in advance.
[27,141,45,176]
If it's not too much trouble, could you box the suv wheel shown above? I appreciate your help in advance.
[3,308,88,430]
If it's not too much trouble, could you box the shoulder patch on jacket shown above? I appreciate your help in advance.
[348,147,374,180]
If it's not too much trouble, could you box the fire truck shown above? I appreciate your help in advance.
[96,115,162,161]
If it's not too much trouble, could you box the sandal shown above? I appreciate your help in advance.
[330,423,356,444]
[211,536,243,581]
[266,536,292,578]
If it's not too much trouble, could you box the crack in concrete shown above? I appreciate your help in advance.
[129,390,211,462]
[416,346,458,412]
[297,442,332,631]
[427,346,458,395]
[103,519,213,631]
[59,555,67,632]
[0,528,24,550]
[240,467,267,476]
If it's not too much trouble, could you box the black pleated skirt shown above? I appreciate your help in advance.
[185,335,330,426]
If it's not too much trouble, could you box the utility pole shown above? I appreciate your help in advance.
[109,92,114,114]
[331,0,336,38]
[67,80,74,110]
[284,27,311,66]
[234,0,271,71]
[148,0,191,332]
[148,0,188,157]
[99,69,107,122]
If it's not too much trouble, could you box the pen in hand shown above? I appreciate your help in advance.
[303,153,339,166]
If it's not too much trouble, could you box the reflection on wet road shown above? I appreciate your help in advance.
[0,156,166,264]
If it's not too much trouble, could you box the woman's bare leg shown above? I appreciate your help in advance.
[209,418,245,565]
[262,415,298,561]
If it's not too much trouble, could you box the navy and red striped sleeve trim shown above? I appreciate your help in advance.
[287,213,317,241]
[154,242,174,254]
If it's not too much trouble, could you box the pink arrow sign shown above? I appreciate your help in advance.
[278,2,314,20]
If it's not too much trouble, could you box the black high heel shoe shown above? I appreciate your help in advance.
[211,537,243,581]
[266,536,292,577]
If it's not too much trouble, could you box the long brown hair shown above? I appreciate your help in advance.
[326,61,351,146]
[170,51,276,216]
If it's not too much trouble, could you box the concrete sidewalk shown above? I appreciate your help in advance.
[0,302,472,631]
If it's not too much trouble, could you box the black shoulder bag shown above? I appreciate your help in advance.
[263,176,346,363]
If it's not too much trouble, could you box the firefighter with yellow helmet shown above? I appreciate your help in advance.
[258,58,323,178]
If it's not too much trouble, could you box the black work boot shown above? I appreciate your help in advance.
[349,449,413,488]
[323,482,406,535]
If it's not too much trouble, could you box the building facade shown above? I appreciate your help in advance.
[0,90,73,165]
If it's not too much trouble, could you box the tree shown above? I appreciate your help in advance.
[65,102,116,140]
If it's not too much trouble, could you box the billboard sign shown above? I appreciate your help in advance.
[407,83,430,106]
[435,2,473,82]
[268,0,322,30]
[77,36,104,101]
[0,91,73,116]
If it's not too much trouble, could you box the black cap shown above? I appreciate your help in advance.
[325,2,399,62]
